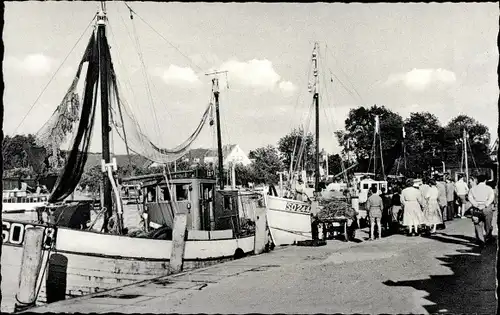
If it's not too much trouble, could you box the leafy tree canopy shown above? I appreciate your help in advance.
[277,127,315,174]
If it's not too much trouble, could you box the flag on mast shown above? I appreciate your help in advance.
[375,115,380,134]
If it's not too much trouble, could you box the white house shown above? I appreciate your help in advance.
[204,144,252,167]
[153,144,251,168]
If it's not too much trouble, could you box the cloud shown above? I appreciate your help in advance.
[5,53,55,76]
[219,59,281,90]
[384,68,457,91]
[158,65,201,87]
[279,80,297,95]
[154,58,297,94]
[212,59,297,95]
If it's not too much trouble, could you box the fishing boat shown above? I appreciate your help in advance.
[2,3,265,312]
[2,177,51,222]
[2,190,49,220]
[265,43,323,246]
[265,44,393,245]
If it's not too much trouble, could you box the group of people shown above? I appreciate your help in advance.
[365,173,496,247]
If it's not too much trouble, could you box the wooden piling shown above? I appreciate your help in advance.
[170,213,188,273]
[15,226,45,312]
[254,204,268,255]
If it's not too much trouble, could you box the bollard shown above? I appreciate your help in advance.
[352,197,360,227]
[15,227,45,312]
[254,204,268,255]
[170,213,188,273]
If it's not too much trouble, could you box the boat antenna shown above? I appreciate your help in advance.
[206,70,229,190]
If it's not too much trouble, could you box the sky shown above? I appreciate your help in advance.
[4,2,499,157]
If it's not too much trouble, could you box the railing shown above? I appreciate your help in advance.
[122,168,215,184]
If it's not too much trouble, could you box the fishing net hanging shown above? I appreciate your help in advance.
[107,56,214,164]
[36,23,214,204]
[43,32,100,203]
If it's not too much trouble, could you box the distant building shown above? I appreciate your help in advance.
[182,144,252,167]
[83,152,153,170]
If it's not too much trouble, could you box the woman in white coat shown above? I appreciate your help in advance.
[400,179,425,236]
[423,179,443,233]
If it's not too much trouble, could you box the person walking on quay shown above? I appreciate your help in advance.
[419,177,430,219]
[454,174,469,218]
[380,187,391,233]
[401,179,425,236]
[445,176,456,221]
[423,179,443,234]
[366,186,383,240]
[468,174,495,247]
[419,177,431,200]
[436,175,448,222]
[389,186,402,234]
[469,175,477,188]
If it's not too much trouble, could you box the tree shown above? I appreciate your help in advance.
[443,115,491,167]
[3,134,49,175]
[234,164,257,187]
[79,164,103,193]
[249,145,284,184]
[5,167,37,179]
[327,154,343,177]
[277,127,315,175]
[404,112,444,175]
[335,105,404,172]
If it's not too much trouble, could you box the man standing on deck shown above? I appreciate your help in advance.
[294,176,308,202]
[468,174,495,247]
[455,174,469,218]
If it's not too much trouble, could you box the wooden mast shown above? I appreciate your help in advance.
[206,70,228,191]
[312,43,320,193]
[97,2,113,231]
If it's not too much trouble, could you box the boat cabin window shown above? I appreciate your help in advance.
[146,187,156,202]
[363,183,369,190]
[159,186,172,201]
[223,195,232,210]
[175,184,190,201]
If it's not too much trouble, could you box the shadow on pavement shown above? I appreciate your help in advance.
[383,233,497,314]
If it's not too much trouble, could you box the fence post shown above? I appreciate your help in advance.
[254,201,268,255]
[15,226,45,312]
[170,213,188,273]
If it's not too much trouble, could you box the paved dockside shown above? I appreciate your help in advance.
[25,216,497,314]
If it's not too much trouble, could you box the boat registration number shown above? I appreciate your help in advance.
[2,221,56,249]
[285,202,311,214]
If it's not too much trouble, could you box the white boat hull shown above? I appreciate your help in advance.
[2,202,47,212]
[1,219,255,312]
[265,195,312,246]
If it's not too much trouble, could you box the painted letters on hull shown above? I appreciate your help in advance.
[265,195,313,246]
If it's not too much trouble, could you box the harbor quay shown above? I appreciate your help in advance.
[24,216,496,314]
